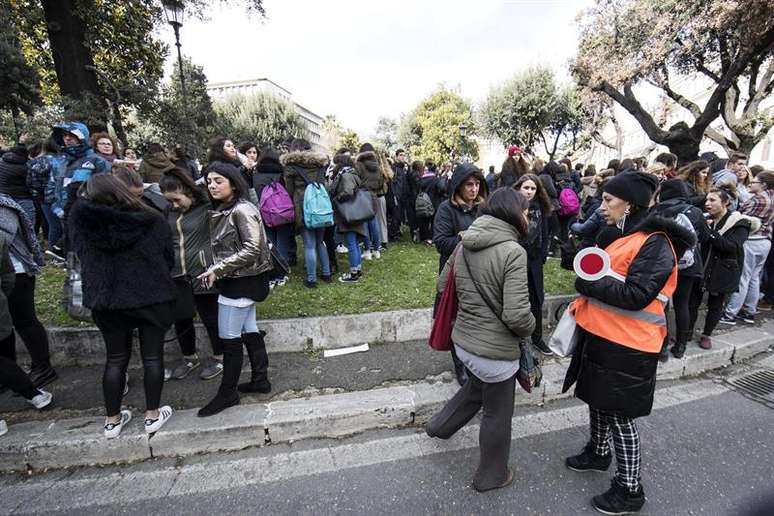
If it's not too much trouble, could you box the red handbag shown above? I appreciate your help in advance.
[428,255,459,351]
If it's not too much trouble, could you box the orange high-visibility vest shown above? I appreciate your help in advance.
[572,231,678,353]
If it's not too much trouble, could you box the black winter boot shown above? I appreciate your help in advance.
[566,442,612,473]
[238,331,271,394]
[591,479,645,514]
[198,338,242,417]
[671,331,690,359]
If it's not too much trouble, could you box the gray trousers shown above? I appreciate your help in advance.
[425,373,516,491]
[725,238,771,317]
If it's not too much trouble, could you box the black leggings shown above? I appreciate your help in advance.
[174,293,222,357]
[0,356,38,399]
[688,287,727,337]
[527,257,544,344]
[93,313,166,417]
[672,275,699,344]
[417,217,433,241]
[0,274,51,369]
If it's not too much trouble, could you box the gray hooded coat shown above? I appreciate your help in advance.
[437,215,535,361]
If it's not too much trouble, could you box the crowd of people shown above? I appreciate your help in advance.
[1,120,773,513]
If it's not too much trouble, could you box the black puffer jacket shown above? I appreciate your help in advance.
[520,201,549,262]
[702,211,752,294]
[650,198,710,278]
[70,200,175,311]
[432,164,487,272]
[563,214,696,418]
[0,146,31,200]
[419,173,443,210]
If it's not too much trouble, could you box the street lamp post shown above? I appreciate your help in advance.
[162,0,186,100]
[458,123,468,163]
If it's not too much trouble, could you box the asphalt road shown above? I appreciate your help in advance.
[5,373,774,516]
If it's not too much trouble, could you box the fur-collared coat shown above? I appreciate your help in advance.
[280,150,328,233]
[69,200,175,311]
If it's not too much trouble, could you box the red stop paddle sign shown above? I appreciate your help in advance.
[573,247,611,281]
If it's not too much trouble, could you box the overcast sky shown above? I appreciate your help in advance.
[157,0,593,137]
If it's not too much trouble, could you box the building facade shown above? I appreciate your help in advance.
[206,78,325,151]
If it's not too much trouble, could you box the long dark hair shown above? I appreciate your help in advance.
[207,137,240,165]
[478,187,528,236]
[500,155,530,182]
[204,162,249,205]
[83,174,144,210]
[676,160,710,194]
[159,167,209,205]
[514,173,552,215]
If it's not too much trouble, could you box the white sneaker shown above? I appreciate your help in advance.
[163,368,172,382]
[277,275,288,287]
[373,250,381,259]
[104,410,132,439]
[336,244,348,254]
[28,390,52,409]
[0,420,7,437]
[362,250,372,261]
[145,405,173,434]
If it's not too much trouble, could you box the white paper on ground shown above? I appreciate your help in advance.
[323,344,370,358]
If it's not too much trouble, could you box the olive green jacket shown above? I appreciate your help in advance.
[438,215,535,361]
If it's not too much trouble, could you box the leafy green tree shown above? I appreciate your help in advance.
[5,0,266,146]
[214,92,306,148]
[399,86,477,164]
[573,0,774,162]
[0,23,42,143]
[480,66,589,160]
[139,57,218,160]
[373,116,399,154]
[338,130,361,153]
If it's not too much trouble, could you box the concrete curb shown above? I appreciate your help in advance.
[37,296,577,366]
[2,320,771,472]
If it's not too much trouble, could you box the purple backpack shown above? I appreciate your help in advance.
[558,187,580,216]
[259,182,295,227]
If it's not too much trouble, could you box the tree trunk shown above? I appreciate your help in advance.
[664,124,702,166]
[110,103,128,149]
[10,107,21,144]
[41,0,105,113]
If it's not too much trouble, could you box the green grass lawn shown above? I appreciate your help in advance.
[35,241,576,327]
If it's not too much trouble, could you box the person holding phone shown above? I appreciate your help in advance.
[159,168,224,381]
[196,162,273,417]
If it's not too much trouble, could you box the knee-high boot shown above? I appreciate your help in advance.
[238,331,271,394]
[198,337,242,417]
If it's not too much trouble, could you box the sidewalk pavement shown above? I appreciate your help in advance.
[32,295,578,367]
[1,318,771,472]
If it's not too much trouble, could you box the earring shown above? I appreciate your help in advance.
[624,207,631,215]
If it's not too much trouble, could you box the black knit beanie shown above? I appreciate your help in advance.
[603,171,659,208]
[658,179,689,202]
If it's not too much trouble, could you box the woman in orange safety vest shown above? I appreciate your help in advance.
[561,171,696,515]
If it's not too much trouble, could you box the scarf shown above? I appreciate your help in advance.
[0,194,44,275]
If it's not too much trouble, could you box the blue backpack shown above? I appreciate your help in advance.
[299,170,334,228]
